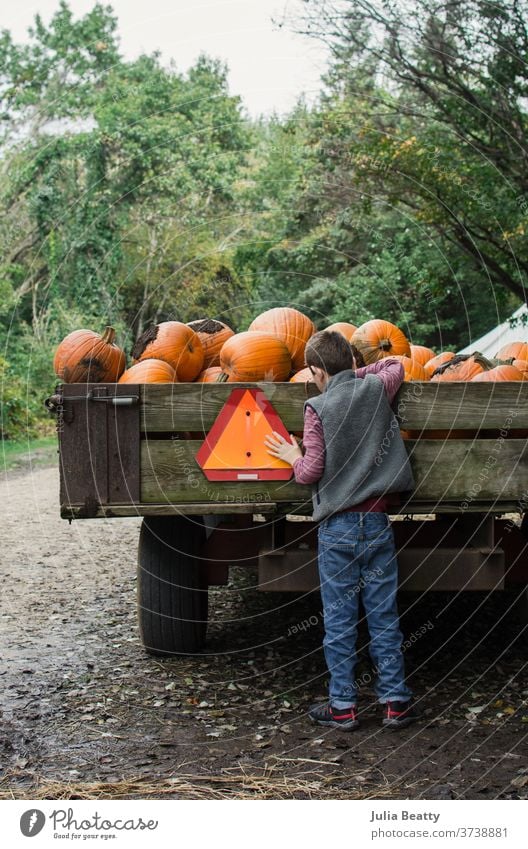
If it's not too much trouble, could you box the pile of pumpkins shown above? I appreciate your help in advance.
[53,309,528,386]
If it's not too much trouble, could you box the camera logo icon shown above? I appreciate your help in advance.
[20,809,46,837]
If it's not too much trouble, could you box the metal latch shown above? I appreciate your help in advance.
[88,394,139,405]
[44,391,139,424]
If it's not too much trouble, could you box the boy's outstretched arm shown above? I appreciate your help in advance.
[265,406,325,484]
[354,357,405,405]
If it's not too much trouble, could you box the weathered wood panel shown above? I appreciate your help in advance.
[395,382,528,429]
[407,438,528,502]
[61,502,278,519]
[141,382,319,432]
[257,547,505,592]
[59,383,140,515]
[140,439,310,504]
[140,382,528,432]
[62,499,524,519]
[107,385,141,503]
[60,384,108,509]
[140,438,528,505]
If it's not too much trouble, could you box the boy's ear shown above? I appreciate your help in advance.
[350,343,364,369]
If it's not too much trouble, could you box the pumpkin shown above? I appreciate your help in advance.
[187,319,234,368]
[196,366,223,383]
[410,344,436,366]
[324,322,357,341]
[495,341,528,362]
[248,307,315,371]
[423,351,455,377]
[290,367,315,383]
[471,364,524,382]
[54,326,126,383]
[132,321,204,381]
[219,331,291,382]
[430,352,493,382]
[118,359,176,384]
[351,319,411,364]
[512,359,528,379]
[393,355,429,381]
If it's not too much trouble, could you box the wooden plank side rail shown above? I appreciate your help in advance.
[62,499,527,519]
[58,382,528,518]
[140,382,319,432]
[395,382,528,430]
[140,382,528,432]
[139,438,528,505]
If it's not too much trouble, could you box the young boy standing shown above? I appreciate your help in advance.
[265,330,418,731]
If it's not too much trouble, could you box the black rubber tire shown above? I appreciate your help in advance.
[137,516,208,656]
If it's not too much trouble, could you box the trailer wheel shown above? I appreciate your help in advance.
[137,516,207,656]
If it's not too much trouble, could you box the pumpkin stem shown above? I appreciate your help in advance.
[217,372,229,383]
[431,351,494,377]
[472,351,495,371]
[379,338,392,351]
[102,326,116,345]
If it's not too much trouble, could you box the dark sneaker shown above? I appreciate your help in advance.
[382,700,420,729]
[309,702,359,730]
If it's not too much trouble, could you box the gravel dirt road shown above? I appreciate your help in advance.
[1,464,527,800]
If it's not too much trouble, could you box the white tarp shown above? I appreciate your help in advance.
[457,303,528,357]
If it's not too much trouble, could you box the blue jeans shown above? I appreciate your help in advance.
[317,511,412,708]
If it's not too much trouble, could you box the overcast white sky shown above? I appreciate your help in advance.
[2,0,330,117]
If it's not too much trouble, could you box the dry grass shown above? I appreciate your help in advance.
[0,764,408,801]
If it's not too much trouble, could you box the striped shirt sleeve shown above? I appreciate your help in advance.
[354,357,405,405]
[292,405,325,484]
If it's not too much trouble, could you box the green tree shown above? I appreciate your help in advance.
[0,2,251,437]
[297,0,528,302]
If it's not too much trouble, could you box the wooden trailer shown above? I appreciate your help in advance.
[47,381,528,655]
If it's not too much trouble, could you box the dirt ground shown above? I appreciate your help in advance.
[1,464,527,800]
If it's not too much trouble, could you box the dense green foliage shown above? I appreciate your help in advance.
[1,1,525,438]
[0,2,250,437]
[239,0,526,334]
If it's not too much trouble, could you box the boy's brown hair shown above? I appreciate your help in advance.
[305,330,355,375]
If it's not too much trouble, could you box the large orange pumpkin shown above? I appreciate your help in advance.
[430,353,493,382]
[471,364,524,382]
[512,359,528,379]
[410,344,436,366]
[54,326,126,383]
[495,341,528,361]
[423,351,455,377]
[196,366,223,383]
[118,359,176,384]
[393,355,429,381]
[187,319,234,368]
[351,319,411,364]
[290,367,315,383]
[324,322,357,341]
[219,331,291,382]
[132,321,204,381]
[248,307,315,371]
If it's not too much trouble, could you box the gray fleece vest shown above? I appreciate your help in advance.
[305,369,415,522]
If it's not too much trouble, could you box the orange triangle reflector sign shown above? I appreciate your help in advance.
[195,388,294,481]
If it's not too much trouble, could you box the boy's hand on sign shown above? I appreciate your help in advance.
[265,431,303,466]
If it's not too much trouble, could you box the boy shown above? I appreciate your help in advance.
[265,330,418,730]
